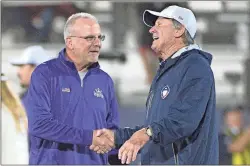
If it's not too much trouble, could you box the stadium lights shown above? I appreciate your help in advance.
[196,18,208,33]
[217,13,249,23]
[188,1,223,12]
[225,1,249,12]
[90,1,113,12]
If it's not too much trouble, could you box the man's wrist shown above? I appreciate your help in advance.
[145,126,153,139]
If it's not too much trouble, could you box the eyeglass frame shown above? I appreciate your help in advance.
[67,34,105,42]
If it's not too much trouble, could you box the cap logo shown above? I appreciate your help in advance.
[178,16,184,20]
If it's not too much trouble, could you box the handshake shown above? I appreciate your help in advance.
[90,128,115,154]
[89,128,150,164]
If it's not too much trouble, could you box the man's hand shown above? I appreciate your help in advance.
[118,128,150,164]
[90,129,115,154]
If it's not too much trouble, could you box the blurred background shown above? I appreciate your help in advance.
[1,1,250,165]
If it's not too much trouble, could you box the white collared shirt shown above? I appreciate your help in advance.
[171,44,201,59]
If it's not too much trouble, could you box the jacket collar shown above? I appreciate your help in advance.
[159,44,201,69]
[58,48,100,71]
[171,44,201,59]
[156,45,201,82]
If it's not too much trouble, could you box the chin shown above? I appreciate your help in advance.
[90,57,99,63]
[151,46,159,54]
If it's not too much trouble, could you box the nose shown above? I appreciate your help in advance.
[149,26,156,34]
[92,37,101,46]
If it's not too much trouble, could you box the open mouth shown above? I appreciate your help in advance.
[152,36,159,40]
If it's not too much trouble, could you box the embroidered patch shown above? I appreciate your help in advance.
[94,88,104,98]
[161,85,170,99]
[62,88,71,92]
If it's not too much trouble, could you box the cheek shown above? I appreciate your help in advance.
[79,44,90,53]
[157,31,167,44]
[156,38,165,49]
[18,68,25,76]
[73,46,87,59]
[21,70,29,80]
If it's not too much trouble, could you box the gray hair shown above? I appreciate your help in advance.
[172,19,194,46]
[64,12,98,43]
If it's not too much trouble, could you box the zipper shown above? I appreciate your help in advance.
[81,80,83,87]
[80,70,91,88]
[146,91,154,119]
[172,143,179,165]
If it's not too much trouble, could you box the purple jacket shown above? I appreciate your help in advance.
[26,48,119,164]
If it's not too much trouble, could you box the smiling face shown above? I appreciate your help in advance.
[149,17,185,59]
[65,18,102,68]
[149,17,176,54]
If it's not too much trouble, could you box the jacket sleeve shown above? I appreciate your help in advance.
[114,126,144,148]
[26,65,93,146]
[106,78,119,130]
[149,62,214,146]
[106,77,120,161]
[104,77,144,148]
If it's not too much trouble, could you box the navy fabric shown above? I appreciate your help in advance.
[116,49,219,164]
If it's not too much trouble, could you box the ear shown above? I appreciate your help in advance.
[174,25,185,38]
[66,37,73,50]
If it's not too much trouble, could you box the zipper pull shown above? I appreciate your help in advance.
[81,80,83,87]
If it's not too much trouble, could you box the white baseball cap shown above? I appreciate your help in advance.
[10,45,52,66]
[143,5,197,38]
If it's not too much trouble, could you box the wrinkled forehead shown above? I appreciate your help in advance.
[71,18,101,35]
[155,17,173,25]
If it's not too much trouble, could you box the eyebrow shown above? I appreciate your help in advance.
[85,34,102,37]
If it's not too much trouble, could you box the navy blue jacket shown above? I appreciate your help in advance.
[26,48,119,165]
[115,48,219,164]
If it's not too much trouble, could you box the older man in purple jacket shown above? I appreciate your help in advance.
[26,12,120,165]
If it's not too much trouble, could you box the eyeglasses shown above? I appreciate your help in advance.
[68,34,105,42]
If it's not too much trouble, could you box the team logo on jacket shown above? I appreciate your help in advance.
[94,88,104,98]
[62,88,71,92]
[161,85,170,99]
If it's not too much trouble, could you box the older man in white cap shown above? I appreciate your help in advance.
[10,45,52,107]
[92,5,219,165]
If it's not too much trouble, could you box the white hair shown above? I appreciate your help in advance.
[172,19,194,46]
[63,12,98,43]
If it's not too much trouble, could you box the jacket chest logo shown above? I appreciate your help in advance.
[62,88,71,92]
[94,88,104,98]
[161,85,170,99]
